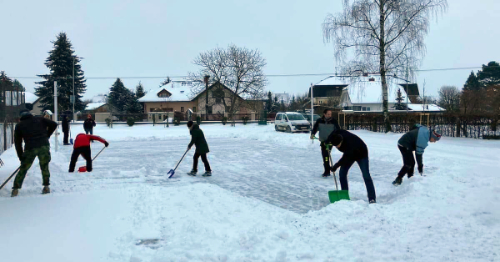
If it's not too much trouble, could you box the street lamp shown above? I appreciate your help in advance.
[73,56,84,122]
[204,75,210,121]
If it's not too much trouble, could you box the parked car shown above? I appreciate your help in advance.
[302,113,321,125]
[274,112,311,133]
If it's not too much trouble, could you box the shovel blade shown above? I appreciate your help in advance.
[78,166,87,172]
[167,169,175,178]
[328,190,350,203]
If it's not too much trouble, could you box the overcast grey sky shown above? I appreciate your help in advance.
[0,0,498,100]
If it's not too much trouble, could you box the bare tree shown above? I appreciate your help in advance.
[326,96,341,109]
[323,0,447,131]
[190,44,267,125]
[438,86,460,112]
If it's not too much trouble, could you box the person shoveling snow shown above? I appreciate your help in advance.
[12,109,58,197]
[68,134,109,173]
[186,121,212,177]
[392,124,441,185]
[326,130,377,204]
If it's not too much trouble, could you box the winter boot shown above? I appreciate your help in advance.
[369,199,376,204]
[11,189,19,197]
[202,171,212,177]
[322,172,331,178]
[392,177,403,186]
[187,171,197,176]
[42,186,50,194]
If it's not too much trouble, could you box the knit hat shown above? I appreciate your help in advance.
[430,130,441,141]
[187,121,194,128]
[330,134,343,146]
[19,109,31,117]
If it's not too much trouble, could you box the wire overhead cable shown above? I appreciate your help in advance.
[8,66,498,80]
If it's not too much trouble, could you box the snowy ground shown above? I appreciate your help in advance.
[0,123,499,262]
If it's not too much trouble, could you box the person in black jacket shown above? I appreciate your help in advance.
[12,109,58,197]
[62,115,70,145]
[310,109,341,177]
[83,114,96,135]
[326,130,377,203]
[187,121,211,176]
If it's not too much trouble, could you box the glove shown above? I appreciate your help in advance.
[105,142,109,147]
[187,145,192,150]
[331,163,340,173]
[325,143,332,151]
[418,165,423,174]
[310,134,315,140]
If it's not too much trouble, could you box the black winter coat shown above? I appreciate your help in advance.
[83,119,96,130]
[327,129,368,168]
[188,124,210,154]
[14,114,58,159]
[62,117,70,132]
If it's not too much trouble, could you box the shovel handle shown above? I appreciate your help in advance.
[0,167,21,190]
[328,150,340,191]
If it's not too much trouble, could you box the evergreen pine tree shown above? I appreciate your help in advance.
[126,93,143,114]
[136,81,146,98]
[477,61,500,87]
[35,32,86,112]
[395,88,406,110]
[463,71,481,91]
[267,91,272,111]
[108,78,130,113]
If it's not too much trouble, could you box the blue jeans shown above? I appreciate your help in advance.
[338,157,376,201]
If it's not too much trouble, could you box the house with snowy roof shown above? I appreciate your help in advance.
[338,75,445,113]
[307,76,348,108]
[139,80,265,122]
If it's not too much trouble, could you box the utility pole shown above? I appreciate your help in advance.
[310,83,314,123]
[54,81,58,152]
[204,75,210,121]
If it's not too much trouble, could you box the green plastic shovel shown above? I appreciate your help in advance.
[327,150,350,203]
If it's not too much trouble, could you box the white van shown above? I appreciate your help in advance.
[274,112,311,133]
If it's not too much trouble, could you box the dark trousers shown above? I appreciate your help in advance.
[84,128,93,135]
[320,142,331,174]
[338,157,376,201]
[397,145,415,179]
[63,131,69,144]
[193,152,211,172]
[69,146,92,172]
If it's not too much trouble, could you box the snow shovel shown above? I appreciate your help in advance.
[167,148,190,178]
[0,167,21,190]
[327,150,350,203]
[70,130,73,145]
[78,147,106,172]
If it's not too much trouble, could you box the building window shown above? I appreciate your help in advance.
[208,106,213,114]
[216,97,222,103]
[366,107,371,111]
[362,107,366,111]
[225,105,230,112]
[181,107,184,112]
[319,100,323,104]
[193,107,197,112]
[150,108,156,112]
[353,106,362,111]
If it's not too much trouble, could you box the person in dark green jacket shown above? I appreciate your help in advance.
[187,121,212,176]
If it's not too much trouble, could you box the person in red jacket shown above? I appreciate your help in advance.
[68,133,109,172]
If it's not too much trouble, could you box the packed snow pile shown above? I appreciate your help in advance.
[0,124,499,262]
